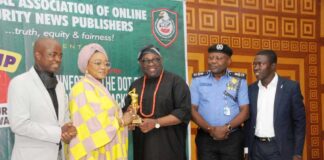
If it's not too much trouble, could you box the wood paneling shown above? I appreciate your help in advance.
[186,0,323,159]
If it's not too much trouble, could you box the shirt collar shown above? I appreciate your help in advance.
[34,65,58,89]
[208,69,230,79]
[258,73,278,88]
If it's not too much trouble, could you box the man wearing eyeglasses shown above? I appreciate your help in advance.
[190,44,249,160]
[124,45,191,160]
[8,37,76,160]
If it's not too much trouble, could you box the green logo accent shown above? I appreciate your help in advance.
[152,9,178,48]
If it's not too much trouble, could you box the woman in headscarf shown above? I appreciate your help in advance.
[68,43,133,160]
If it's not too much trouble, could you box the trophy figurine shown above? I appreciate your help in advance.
[128,88,142,124]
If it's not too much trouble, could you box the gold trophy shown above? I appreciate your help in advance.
[128,88,142,124]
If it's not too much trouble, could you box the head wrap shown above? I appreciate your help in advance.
[208,44,233,57]
[78,43,107,73]
[137,44,161,60]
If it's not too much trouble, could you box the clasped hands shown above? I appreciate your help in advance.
[138,118,157,133]
[208,125,230,140]
[128,118,156,133]
[61,122,77,143]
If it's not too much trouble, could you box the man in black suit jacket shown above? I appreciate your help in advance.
[245,50,306,160]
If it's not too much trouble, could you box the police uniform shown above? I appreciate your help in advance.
[190,70,249,126]
[190,43,249,160]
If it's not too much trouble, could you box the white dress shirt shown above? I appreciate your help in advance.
[255,73,278,137]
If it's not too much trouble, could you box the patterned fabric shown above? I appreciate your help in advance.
[68,75,128,160]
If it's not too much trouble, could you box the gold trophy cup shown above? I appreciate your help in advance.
[128,88,142,124]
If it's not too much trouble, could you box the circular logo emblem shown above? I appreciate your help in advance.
[216,44,224,50]
[155,11,176,39]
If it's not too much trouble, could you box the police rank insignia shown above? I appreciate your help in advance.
[228,72,246,79]
[226,72,245,91]
[227,78,239,91]
[192,71,209,78]
[216,44,223,50]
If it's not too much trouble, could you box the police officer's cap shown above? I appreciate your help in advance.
[208,44,232,57]
[137,44,161,60]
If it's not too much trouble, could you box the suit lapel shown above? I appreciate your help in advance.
[252,83,259,122]
[251,83,259,124]
[56,84,66,124]
[273,77,284,124]
[29,67,58,120]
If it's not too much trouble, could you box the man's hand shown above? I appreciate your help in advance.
[209,125,229,140]
[61,122,77,143]
[244,154,249,160]
[139,118,156,133]
[128,123,136,131]
[244,147,249,160]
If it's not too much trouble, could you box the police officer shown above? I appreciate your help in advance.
[190,44,249,160]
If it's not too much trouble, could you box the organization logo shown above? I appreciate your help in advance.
[0,49,22,73]
[152,8,178,48]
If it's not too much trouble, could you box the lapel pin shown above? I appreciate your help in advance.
[280,84,283,88]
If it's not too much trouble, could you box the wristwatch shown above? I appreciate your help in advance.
[154,119,160,129]
[225,123,232,131]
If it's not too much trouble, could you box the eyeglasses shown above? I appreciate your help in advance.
[90,60,111,68]
[140,58,161,65]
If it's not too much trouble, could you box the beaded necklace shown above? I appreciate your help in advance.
[139,70,164,117]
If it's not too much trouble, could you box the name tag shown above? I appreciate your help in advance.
[199,83,212,86]
[224,106,231,116]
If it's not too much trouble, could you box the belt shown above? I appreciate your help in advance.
[255,136,275,142]
[198,126,241,135]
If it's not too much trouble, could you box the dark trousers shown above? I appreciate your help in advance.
[251,139,281,160]
[195,129,244,160]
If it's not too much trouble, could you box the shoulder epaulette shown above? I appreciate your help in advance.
[192,71,209,78]
[228,72,246,79]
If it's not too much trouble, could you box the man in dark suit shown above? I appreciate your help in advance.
[245,50,306,160]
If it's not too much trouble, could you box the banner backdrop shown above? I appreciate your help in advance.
[0,0,186,159]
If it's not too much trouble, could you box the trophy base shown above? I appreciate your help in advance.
[132,117,142,125]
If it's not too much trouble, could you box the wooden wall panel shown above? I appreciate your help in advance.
[186,0,323,159]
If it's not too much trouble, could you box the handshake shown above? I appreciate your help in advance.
[61,122,77,143]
